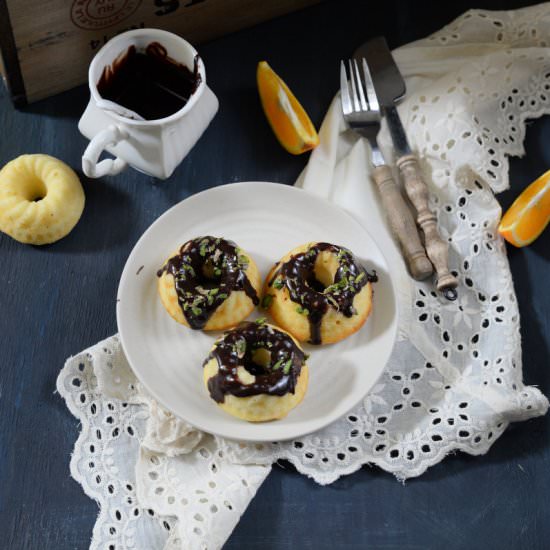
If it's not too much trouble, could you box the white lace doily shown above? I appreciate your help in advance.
[58,4,550,549]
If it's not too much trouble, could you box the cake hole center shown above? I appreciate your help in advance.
[27,178,47,202]
[310,250,339,291]
[252,348,271,368]
[245,348,271,376]
[200,259,223,288]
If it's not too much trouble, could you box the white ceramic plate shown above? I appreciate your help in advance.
[117,182,398,441]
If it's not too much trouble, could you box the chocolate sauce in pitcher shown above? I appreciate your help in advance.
[97,42,201,120]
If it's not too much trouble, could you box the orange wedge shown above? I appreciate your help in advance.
[257,61,319,155]
[498,169,550,247]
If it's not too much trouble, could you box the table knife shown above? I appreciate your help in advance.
[357,37,459,299]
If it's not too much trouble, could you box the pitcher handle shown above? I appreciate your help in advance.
[82,125,129,178]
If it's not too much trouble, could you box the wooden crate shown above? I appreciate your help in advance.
[0,0,319,105]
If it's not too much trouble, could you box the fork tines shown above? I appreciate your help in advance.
[340,58,380,115]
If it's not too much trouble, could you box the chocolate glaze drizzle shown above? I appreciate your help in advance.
[157,237,259,329]
[97,42,201,120]
[204,321,307,403]
[267,243,378,345]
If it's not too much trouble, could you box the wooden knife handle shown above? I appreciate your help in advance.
[396,154,458,292]
[372,165,433,280]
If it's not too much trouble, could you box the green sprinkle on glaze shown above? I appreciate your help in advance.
[323,276,349,295]
[199,239,209,257]
[337,248,350,261]
[273,278,284,290]
[235,339,246,356]
[272,358,284,370]
[283,359,293,374]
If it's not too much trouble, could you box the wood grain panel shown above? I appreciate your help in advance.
[2,0,319,103]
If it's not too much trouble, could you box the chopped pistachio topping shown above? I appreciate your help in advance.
[324,276,349,295]
[235,339,246,357]
[273,278,284,290]
[282,359,293,374]
[212,249,222,263]
[199,239,209,257]
[205,287,219,305]
[337,248,351,261]
[325,294,340,311]
[255,317,267,325]
[175,262,196,282]
[193,295,206,305]
[296,306,309,315]
[261,294,274,309]
[272,358,284,370]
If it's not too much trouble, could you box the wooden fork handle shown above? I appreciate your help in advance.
[372,165,433,280]
[396,154,458,292]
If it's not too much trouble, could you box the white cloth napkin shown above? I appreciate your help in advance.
[58,4,550,549]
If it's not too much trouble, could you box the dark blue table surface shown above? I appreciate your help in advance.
[1,1,549,548]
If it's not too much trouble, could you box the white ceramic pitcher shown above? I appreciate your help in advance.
[78,28,218,180]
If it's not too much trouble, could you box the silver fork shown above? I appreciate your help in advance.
[340,59,433,281]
